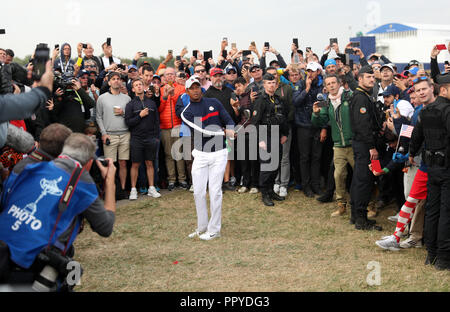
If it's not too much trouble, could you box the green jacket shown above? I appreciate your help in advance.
[311,90,353,148]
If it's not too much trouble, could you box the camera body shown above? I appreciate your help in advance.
[32,248,77,292]
[96,156,109,167]
[33,43,50,79]
[53,71,73,91]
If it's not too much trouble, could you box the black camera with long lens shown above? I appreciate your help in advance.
[33,43,50,79]
[53,71,73,91]
[32,248,73,292]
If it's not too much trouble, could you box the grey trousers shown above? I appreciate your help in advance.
[275,128,292,187]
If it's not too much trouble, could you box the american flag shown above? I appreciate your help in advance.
[399,124,414,138]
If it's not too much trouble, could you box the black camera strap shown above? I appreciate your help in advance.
[46,166,84,253]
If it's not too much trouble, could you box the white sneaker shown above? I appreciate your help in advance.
[388,212,399,222]
[279,186,287,197]
[399,237,423,249]
[188,230,205,238]
[238,186,248,193]
[249,187,259,194]
[129,188,138,200]
[375,235,401,251]
[189,185,194,192]
[147,186,161,198]
[273,184,280,194]
[199,232,221,241]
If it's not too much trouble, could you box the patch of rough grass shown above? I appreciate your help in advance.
[75,189,450,292]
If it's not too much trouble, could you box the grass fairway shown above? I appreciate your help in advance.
[74,188,450,292]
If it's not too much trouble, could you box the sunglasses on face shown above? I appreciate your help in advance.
[195,69,206,73]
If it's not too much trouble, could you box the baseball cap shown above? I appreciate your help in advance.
[107,71,121,81]
[324,59,337,68]
[436,72,450,84]
[306,62,321,72]
[185,76,201,89]
[263,73,276,81]
[396,70,408,79]
[249,64,261,72]
[382,85,401,97]
[77,69,89,77]
[406,67,419,76]
[269,60,280,67]
[380,64,394,72]
[359,65,374,75]
[225,66,237,74]
[407,60,420,69]
[209,67,224,76]
[152,75,161,81]
[128,65,138,72]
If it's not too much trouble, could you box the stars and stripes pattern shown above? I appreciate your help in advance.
[399,124,414,138]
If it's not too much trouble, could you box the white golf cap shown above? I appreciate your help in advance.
[185,76,201,89]
[306,62,322,72]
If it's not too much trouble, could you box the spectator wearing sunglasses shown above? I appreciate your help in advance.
[176,71,188,86]
[79,43,102,72]
[193,64,211,91]
[224,66,238,90]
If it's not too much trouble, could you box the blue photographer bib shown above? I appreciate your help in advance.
[0,161,98,268]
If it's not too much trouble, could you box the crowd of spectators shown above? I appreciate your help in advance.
[1,38,450,273]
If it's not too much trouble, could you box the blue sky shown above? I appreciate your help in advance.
[1,0,449,62]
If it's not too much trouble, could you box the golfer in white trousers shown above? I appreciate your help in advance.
[175,76,235,240]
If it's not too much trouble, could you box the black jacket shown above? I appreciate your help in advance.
[410,96,450,158]
[349,86,384,149]
[53,88,95,133]
[124,96,160,141]
[251,91,289,138]
[203,85,239,124]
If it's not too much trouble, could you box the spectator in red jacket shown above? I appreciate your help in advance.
[158,67,188,190]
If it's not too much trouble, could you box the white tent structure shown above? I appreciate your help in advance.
[366,23,450,64]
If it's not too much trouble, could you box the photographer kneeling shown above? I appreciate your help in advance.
[0,133,116,291]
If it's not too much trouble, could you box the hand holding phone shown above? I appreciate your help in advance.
[293,38,299,48]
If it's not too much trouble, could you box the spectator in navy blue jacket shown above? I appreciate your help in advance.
[125,78,161,200]
[292,62,325,197]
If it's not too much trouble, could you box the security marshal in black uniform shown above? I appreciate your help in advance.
[349,65,384,231]
[409,73,450,271]
[251,73,289,206]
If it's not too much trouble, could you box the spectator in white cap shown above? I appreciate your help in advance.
[176,76,235,241]
[292,61,326,197]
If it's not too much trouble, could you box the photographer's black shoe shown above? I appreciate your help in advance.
[270,191,285,201]
[317,191,333,203]
[262,194,274,206]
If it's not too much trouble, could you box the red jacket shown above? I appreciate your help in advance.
[158,82,185,129]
